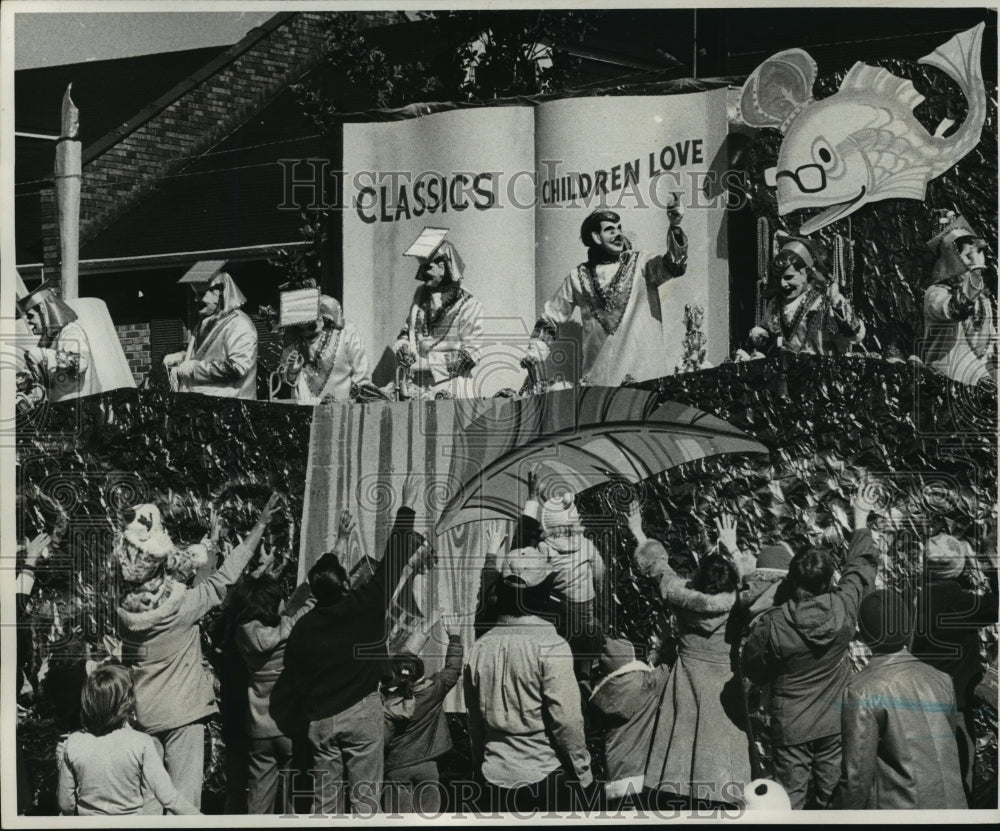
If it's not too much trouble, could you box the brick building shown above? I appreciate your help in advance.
[16,11,405,385]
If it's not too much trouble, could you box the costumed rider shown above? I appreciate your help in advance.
[521,197,688,387]
[17,283,97,402]
[394,230,484,399]
[749,233,864,356]
[275,294,372,404]
[163,270,258,399]
[922,212,996,386]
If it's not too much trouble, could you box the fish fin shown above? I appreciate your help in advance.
[852,127,933,200]
[934,118,956,138]
[840,62,925,112]
[919,23,984,96]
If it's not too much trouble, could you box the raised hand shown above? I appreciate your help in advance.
[24,532,51,566]
[715,514,739,555]
[625,500,646,544]
[439,610,464,638]
[401,472,420,510]
[258,491,285,526]
[851,477,882,520]
[336,509,356,542]
[667,193,685,227]
[527,463,541,502]
[485,524,508,557]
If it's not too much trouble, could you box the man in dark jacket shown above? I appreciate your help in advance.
[839,590,966,809]
[910,531,998,802]
[282,474,434,816]
[742,489,881,809]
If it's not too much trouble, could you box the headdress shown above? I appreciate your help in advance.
[925,533,971,579]
[16,283,79,334]
[414,239,465,284]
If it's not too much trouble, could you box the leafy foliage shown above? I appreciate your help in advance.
[292,10,598,129]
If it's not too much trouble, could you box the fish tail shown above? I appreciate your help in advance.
[918,23,986,157]
[919,22,983,95]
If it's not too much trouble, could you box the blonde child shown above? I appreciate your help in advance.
[57,665,200,815]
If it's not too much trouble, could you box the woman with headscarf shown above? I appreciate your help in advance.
[626,504,755,808]
[17,284,97,402]
[394,239,484,398]
[922,214,997,386]
[163,271,258,399]
[276,295,372,404]
[751,234,864,356]
[115,494,282,811]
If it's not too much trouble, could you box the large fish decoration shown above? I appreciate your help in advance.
[739,23,986,236]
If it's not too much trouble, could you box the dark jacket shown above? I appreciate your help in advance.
[588,661,670,799]
[282,507,419,722]
[839,650,966,809]
[910,575,998,709]
[742,529,878,746]
[383,634,463,773]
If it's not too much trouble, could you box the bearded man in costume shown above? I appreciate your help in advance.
[922,214,996,387]
[276,295,372,404]
[751,234,864,356]
[163,271,257,399]
[521,200,688,387]
[17,283,97,402]
[394,239,484,398]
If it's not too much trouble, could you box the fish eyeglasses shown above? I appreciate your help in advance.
[766,163,827,194]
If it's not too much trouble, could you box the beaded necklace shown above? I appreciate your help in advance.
[780,288,827,343]
[963,294,993,359]
[416,286,471,352]
[579,251,640,336]
[301,326,342,394]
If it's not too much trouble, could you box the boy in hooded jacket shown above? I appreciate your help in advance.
[742,488,881,809]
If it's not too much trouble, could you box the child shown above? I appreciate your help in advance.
[588,637,669,805]
[232,568,319,814]
[538,491,606,681]
[382,616,464,814]
[57,665,200,815]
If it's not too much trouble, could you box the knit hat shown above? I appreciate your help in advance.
[597,638,636,677]
[117,504,174,584]
[541,493,580,531]
[857,589,913,652]
[497,544,555,618]
[115,503,209,613]
[391,652,425,683]
[500,544,551,588]
[541,493,582,553]
[742,779,791,811]
[925,534,971,579]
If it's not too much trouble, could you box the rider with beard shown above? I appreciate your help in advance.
[394,239,484,398]
[521,201,688,387]
[163,270,258,399]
